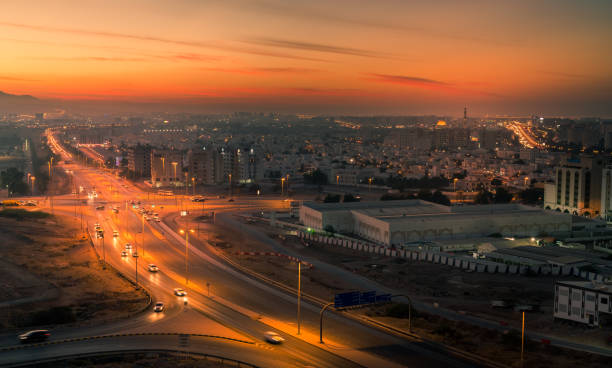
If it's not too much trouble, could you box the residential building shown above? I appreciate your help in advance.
[544,155,604,217]
[127,144,151,178]
[150,148,183,187]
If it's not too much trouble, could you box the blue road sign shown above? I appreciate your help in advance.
[334,291,360,308]
[359,291,376,304]
[375,293,392,303]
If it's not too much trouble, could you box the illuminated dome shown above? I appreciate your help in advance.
[436,120,447,126]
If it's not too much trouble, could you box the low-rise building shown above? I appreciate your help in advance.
[554,280,612,326]
[300,200,574,247]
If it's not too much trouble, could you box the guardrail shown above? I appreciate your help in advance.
[0,332,255,352]
[2,348,260,368]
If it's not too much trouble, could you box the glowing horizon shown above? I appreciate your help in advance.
[1,0,611,116]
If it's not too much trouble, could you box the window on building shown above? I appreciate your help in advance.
[601,297,609,305]
[586,294,596,302]
[585,171,591,206]
[572,307,581,316]
[558,304,567,313]
[573,171,579,208]
[559,289,569,297]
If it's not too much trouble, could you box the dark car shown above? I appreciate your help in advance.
[19,330,50,343]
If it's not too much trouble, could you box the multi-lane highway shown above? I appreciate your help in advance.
[1,135,484,367]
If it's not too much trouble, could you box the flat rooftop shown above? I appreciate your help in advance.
[557,280,612,294]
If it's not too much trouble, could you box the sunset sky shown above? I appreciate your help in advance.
[1,0,611,116]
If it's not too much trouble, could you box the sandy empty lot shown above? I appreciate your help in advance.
[0,209,149,330]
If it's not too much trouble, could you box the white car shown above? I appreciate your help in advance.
[263,331,285,344]
[132,251,139,258]
[121,250,128,257]
[173,288,187,296]
[148,264,159,272]
[125,243,132,249]
[153,302,164,312]
[113,231,119,237]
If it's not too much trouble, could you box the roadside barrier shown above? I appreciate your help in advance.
[0,332,254,352]
[1,348,260,368]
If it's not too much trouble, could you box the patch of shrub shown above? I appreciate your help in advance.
[30,306,75,325]
[0,208,51,220]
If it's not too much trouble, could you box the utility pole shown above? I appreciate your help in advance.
[297,262,301,335]
[142,214,145,257]
[521,311,525,367]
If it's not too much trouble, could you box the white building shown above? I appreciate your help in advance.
[554,280,612,326]
[300,200,573,247]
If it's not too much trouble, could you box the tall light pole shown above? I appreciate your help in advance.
[453,177,458,192]
[48,157,54,215]
[192,177,196,196]
[521,311,525,366]
[297,261,302,335]
[141,213,145,258]
[336,175,340,188]
[172,162,178,186]
[179,229,194,286]
[228,173,232,198]
[281,177,285,196]
[161,156,165,177]
[368,177,372,192]
[31,176,36,195]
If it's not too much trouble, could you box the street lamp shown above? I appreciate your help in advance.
[281,177,285,196]
[524,176,529,187]
[192,177,196,196]
[172,162,178,185]
[453,177,458,192]
[368,177,372,192]
[30,176,36,195]
[228,173,232,198]
[179,229,195,286]
[336,175,340,187]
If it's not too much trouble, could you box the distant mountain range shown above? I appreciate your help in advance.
[0,91,39,101]
[0,91,45,113]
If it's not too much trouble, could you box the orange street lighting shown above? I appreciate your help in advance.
[453,177,459,192]
[336,175,340,187]
[30,176,36,194]
[281,177,285,196]
[172,162,178,184]
[179,229,195,286]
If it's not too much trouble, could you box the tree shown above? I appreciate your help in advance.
[475,190,493,204]
[431,190,451,206]
[490,178,502,187]
[493,187,513,203]
[304,169,328,185]
[343,193,360,202]
[323,194,341,203]
[324,225,336,234]
[0,167,29,195]
[518,188,543,205]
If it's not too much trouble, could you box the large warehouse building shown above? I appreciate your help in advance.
[299,200,577,246]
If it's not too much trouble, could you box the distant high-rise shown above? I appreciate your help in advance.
[544,155,604,217]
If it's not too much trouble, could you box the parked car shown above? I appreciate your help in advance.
[263,331,284,344]
[174,288,187,296]
[95,205,104,210]
[19,330,50,343]
[153,302,164,312]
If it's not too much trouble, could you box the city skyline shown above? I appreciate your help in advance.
[0,0,611,116]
